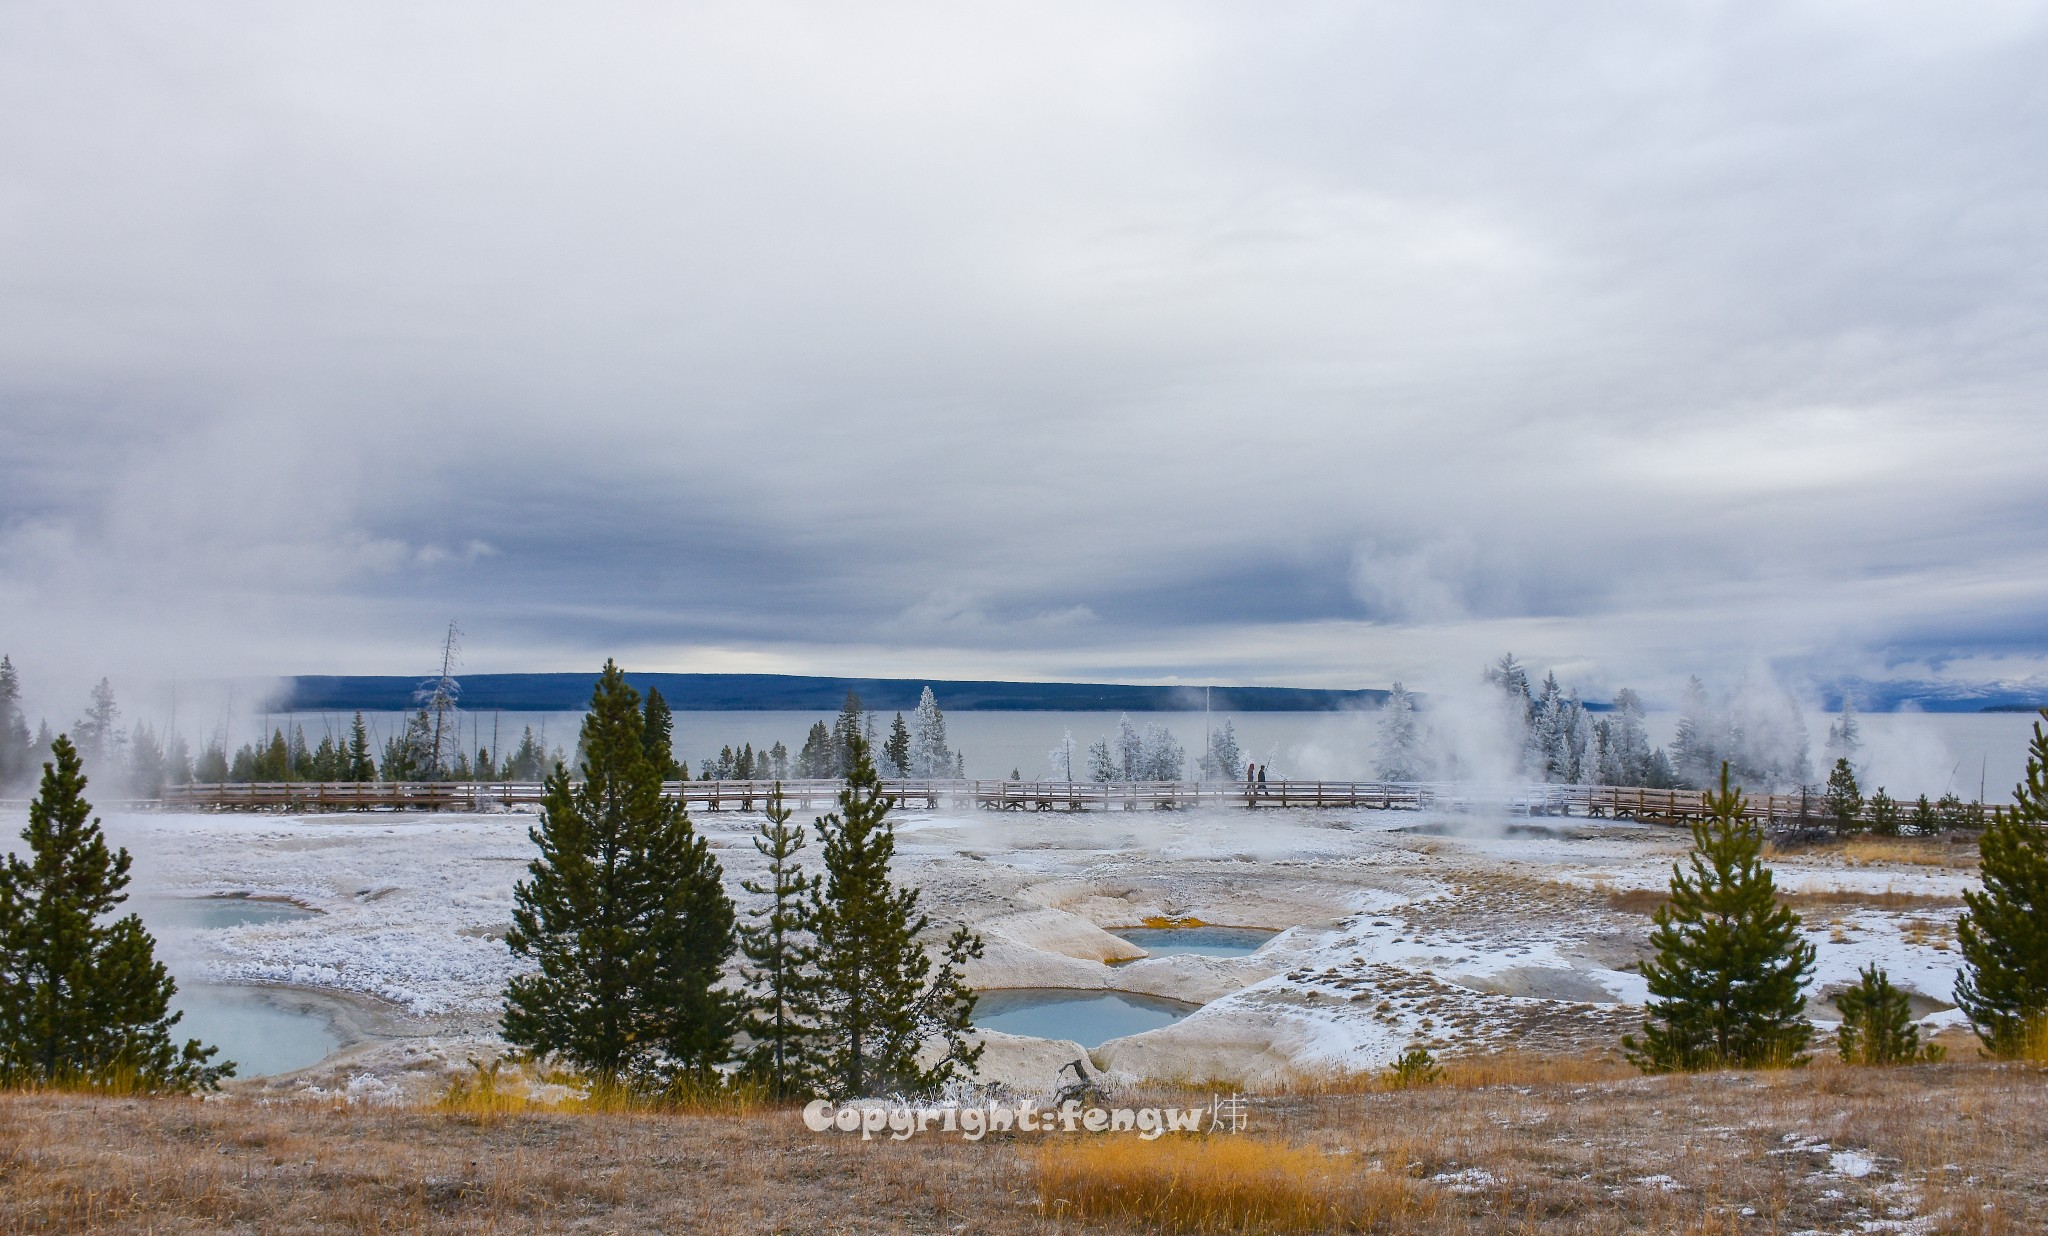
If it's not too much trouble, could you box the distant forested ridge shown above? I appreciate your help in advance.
[279,674,1390,713]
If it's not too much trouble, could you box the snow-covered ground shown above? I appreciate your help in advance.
[3,801,1982,1094]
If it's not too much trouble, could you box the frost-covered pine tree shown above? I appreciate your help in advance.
[1086,737,1118,782]
[1374,684,1425,782]
[1528,673,1569,781]
[1137,724,1184,780]
[1954,711,2048,1059]
[1114,715,1143,780]
[1624,764,1815,1073]
[1198,720,1242,782]
[908,687,954,778]
[1824,701,1862,773]
[1599,689,1654,785]
[1048,729,1078,782]
[1670,677,1720,789]
[1484,654,1534,776]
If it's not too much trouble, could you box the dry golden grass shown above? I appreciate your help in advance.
[1035,1135,1436,1233]
[1605,886,1961,916]
[1764,835,1980,869]
[3,1059,2046,1234]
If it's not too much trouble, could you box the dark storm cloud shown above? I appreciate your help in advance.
[2,1,2047,717]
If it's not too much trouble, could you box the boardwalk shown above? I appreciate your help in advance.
[150,777,1858,828]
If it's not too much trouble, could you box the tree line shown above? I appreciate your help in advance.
[693,686,965,783]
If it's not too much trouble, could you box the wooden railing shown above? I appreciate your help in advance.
[149,777,1866,827]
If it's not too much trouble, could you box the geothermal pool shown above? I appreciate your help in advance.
[973,988,1199,1046]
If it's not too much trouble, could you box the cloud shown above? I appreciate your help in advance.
[2,1,2046,716]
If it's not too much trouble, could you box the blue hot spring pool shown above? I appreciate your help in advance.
[1110,926,1279,960]
[138,896,343,1077]
[973,988,1198,1046]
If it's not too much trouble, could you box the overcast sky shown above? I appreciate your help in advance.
[3,2,2046,714]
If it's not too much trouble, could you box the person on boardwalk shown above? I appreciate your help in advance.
[1256,764,1268,795]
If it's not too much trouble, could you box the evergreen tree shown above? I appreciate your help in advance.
[502,662,737,1087]
[1086,737,1118,782]
[163,733,192,787]
[1113,714,1142,780]
[1669,676,1719,789]
[1824,701,1861,771]
[1624,764,1815,1072]
[72,679,124,777]
[0,737,229,1089]
[797,721,835,779]
[809,734,981,1097]
[883,712,912,779]
[642,687,680,780]
[346,713,377,781]
[831,691,866,778]
[1198,719,1243,782]
[192,740,229,784]
[127,723,166,798]
[1954,711,2048,1059]
[908,688,953,779]
[1484,653,1535,774]
[1374,684,1424,781]
[1869,787,1901,837]
[765,740,788,780]
[1136,722,1184,780]
[1837,965,1942,1065]
[737,785,824,1097]
[1824,758,1862,836]
[1600,690,1654,786]
[0,656,31,793]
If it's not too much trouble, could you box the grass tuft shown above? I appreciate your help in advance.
[1034,1135,1436,1233]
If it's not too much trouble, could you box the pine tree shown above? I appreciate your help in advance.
[797,721,834,779]
[831,691,866,778]
[128,723,166,798]
[0,737,230,1089]
[0,656,31,793]
[1624,764,1816,1073]
[809,734,981,1098]
[1954,711,2048,1059]
[883,712,912,779]
[346,713,377,781]
[1375,684,1424,781]
[1669,676,1719,789]
[1086,737,1118,782]
[908,688,952,779]
[737,785,824,1098]
[72,679,123,777]
[502,662,737,1087]
[1837,965,1942,1065]
[642,687,680,780]
[1824,758,1862,836]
